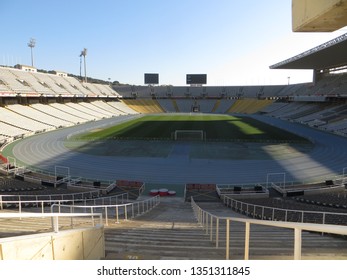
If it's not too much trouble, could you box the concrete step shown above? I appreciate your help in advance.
[2,197,347,260]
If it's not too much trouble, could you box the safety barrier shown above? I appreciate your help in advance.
[191,196,347,260]
[0,212,104,260]
[221,194,347,225]
[0,211,103,233]
[0,192,128,214]
[51,195,160,226]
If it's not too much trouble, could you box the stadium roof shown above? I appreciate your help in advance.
[270,32,347,70]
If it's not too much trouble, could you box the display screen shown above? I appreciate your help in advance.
[186,74,207,84]
[144,73,159,84]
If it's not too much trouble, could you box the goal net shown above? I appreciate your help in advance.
[173,130,206,141]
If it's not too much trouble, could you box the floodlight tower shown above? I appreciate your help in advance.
[79,51,82,81]
[27,38,36,67]
[80,48,88,83]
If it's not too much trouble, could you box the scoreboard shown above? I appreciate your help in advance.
[144,73,159,84]
[186,74,207,84]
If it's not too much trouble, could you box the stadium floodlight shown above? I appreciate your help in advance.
[27,38,36,67]
[79,48,88,83]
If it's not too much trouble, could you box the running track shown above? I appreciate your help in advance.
[7,114,347,185]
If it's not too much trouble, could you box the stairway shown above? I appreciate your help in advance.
[171,99,179,112]
[103,197,225,260]
[1,198,347,260]
[197,202,347,260]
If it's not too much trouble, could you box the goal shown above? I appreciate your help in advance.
[173,130,206,141]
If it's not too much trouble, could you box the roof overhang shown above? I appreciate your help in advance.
[292,0,347,32]
[270,33,347,70]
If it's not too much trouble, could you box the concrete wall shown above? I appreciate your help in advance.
[0,226,104,260]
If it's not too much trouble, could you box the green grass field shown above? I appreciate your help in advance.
[75,114,307,142]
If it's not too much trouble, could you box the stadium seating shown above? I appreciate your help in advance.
[7,104,67,128]
[157,99,178,112]
[121,99,165,113]
[0,67,35,93]
[108,100,139,114]
[227,195,347,225]
[0,106,54,133]
[49,102,95,121]
[0,121,30,138]
[0,66,121,97]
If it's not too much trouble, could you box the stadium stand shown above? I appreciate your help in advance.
[7,104,66,128]
[0,121,30,138]
[3,28,347,260]
[108,100,139,114]
[226,195,347,225]
[65,102,109,119]
[227,99,274,114]
[0,105,54,133]
[48,102,92,122]
[121,99,165,113]
[157,99,177,112]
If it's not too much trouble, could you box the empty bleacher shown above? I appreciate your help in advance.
[0,106,54,133]
[0,121,30,138]
[227,194,347,225]
[227,99,274,114]
[0,66,120,97]
[108,101,138,114]
[121,99,165,113]
[157,99,177,112]
[7,104,66,129]
[0,67,35,93]
[49,102,95,121]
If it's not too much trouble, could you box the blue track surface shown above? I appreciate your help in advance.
[7,114,347,185]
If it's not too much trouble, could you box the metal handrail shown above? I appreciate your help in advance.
[51,195,160,226]
[221,194,347,225]
[0,192,128,214]
[0,212,103,233]
[191,196,347,260]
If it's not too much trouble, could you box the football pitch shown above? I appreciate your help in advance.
[75,114,307,142]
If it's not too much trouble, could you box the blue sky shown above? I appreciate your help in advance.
[1,0,346,86]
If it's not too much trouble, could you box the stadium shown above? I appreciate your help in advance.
[1,1,347,261]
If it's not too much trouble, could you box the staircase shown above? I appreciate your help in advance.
[211,99,221,113]
[1,198,347,260]
[171,99,179,112]
[197,202,347,260]
[104,197,347,260]
[104,197,225,259]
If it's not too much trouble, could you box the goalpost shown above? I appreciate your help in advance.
[173,130,206,141]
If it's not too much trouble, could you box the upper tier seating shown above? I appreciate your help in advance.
[0,66,119,97]
[0,67,35,93]
[114,85,288,99]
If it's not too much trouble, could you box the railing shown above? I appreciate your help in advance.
[0,212,103,233]
[51,195,160,226]
[216,174,347,192]
[221,194,347,225]
[191,196,347,260]
[0,189,101,203]
[0,192,128,214]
